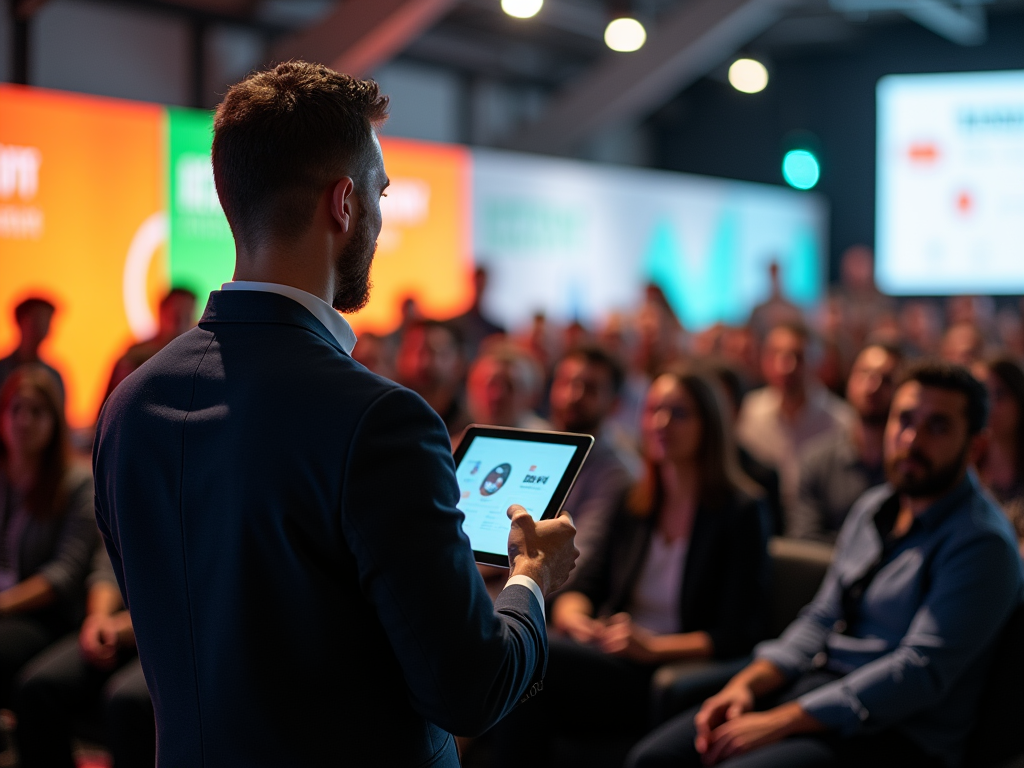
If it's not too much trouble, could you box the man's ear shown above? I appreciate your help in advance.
[330,177,355,233]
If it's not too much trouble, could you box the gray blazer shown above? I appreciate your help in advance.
[0,463,96,628]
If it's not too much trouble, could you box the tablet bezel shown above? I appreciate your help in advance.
[453,425,594,568]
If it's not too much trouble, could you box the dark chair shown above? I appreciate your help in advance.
[962,603,1024,768]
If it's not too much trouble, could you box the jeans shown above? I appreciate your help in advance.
[626,671,944,768]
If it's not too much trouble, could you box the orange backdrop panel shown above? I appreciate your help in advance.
[349,137,474,334]
[0,85,165,429]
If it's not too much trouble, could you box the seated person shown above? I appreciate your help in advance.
[0,367,96,712]
[547,346,638,569]
[737,323,855,520]
[16,547,153,767]
[492,367,768,767]
[789,344,901,541]
[395,319,470,439]
[627,362,1024,768]
[465,344,548,430]
[975,357,1024,554]
[102,288,196,404]
[708,362,782,536]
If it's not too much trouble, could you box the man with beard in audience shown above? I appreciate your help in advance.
[628,362,1024,768]
[790,344,901,542]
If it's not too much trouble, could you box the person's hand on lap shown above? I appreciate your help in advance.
[597,612,660,663]
[699,702,824,766]
[694,682,756,755]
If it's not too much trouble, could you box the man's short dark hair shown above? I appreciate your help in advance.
[900,361,989,435]
[560,345,625,396]
[212,61,390,251]
[14,297,55,322]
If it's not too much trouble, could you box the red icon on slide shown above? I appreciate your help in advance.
[908,142,940,164]
[956,191,973,216]
[529,465,537,472]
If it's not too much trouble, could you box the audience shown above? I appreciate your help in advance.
[465,344,548,431]
[0,298,64,399]
[16,547,153,767]
[547,346,638,567]
[395,319,471,438]
[707,363,783,535]
[0,367,95,717]
[491,368,769,766]
[102,288,196,404]
[976,357,1024,552]
[737,322,855,520]
[447,266,506,361]
[9,251,1024,766]
[627,363,1024,768]
[790,343,901,541]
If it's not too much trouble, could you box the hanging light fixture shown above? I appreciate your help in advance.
[501,0,543,19]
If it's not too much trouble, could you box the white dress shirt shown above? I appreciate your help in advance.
[220,280,545,617]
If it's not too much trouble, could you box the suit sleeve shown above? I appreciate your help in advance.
[340,386,547,737]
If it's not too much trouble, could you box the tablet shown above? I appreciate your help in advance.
[453,426,594,567]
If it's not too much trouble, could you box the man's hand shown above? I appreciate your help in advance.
[79,611,134,670]
[507,505,578,595]
[694,682,756,755]
[597,613,660,663]
[699,702,823,766]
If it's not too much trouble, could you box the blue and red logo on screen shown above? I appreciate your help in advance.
[480,464,512,496]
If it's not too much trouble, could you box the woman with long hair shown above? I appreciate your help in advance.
[0,365,96,707]
[976,356,1024,552]
[492,365,770,766]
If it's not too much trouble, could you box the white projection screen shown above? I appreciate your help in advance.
[876,70,1024,295]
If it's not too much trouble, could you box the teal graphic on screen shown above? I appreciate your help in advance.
[457,437,578,556]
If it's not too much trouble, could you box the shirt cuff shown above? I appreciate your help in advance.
[504,575,545,622]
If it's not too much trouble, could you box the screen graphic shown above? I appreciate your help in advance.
[456,437,577,556]
[876,70,1024,294]
[472,148,826,331]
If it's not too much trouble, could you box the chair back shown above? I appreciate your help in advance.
[962,603,1024,767]
[767,537,833,639]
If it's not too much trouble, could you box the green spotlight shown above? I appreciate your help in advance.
[782,149,820,190]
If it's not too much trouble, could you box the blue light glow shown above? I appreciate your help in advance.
[782,150,820,190]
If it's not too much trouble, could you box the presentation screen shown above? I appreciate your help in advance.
[876,70,1024,295]
[473,149,827,332]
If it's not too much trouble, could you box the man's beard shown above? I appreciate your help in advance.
[885,444,968,498]
[332,213,376,314]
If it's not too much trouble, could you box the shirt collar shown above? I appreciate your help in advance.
[875,471,978,537]
[220,281,357,355]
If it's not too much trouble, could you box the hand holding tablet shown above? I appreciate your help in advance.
[453,425,593,568]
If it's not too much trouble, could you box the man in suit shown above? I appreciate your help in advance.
[93,61,578,767]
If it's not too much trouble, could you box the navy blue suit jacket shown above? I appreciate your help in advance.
[93,290,547,767]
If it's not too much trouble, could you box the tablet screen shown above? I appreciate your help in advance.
[456,436,580,557]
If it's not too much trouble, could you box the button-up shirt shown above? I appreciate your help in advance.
[757,472,1024,766]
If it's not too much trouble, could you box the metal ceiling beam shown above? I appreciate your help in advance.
[272,0,460,77]
[506,0,794,155]
[829,0,991,45]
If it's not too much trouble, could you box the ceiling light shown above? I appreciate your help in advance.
[728,58,769,94]
[604,17,646,52]
[501,0,543,19]
[782,150,820,190]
